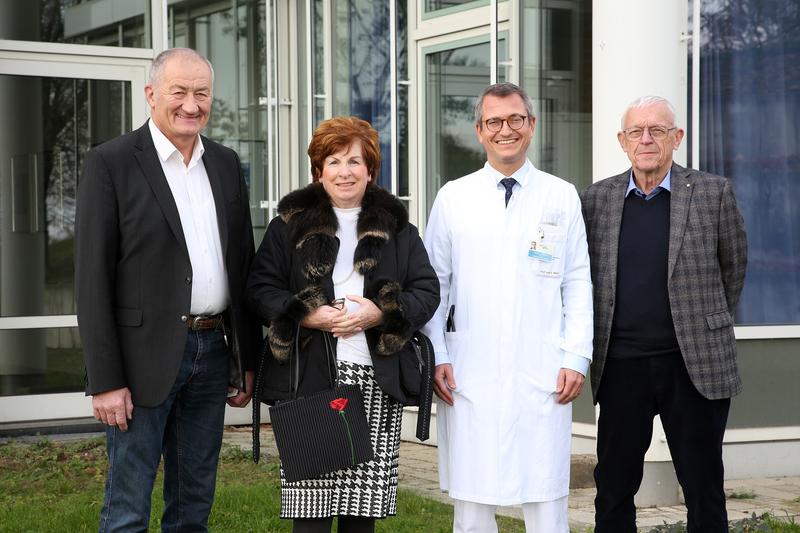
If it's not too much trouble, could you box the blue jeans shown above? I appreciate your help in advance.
[99,328,229,533]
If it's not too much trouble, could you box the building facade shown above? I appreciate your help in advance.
[1,0,798,480]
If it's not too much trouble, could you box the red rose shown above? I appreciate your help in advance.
[330,396,355,464]
[329,397,349,412]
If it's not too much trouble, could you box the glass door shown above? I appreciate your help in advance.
[0,54,147,422]
[520,0,592,192]
[409,0,511,225]
[420,35,508,217]
[167,0,270,233]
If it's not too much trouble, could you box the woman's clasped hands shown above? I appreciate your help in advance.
[300,295,383,338]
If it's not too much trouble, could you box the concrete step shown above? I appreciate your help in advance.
[0,417,103,439]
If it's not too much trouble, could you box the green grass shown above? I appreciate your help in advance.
[2,438,796,532]
[0,438,106,532]
[643,513,799,532]
[0,437,525,533]
[729,489,758,500]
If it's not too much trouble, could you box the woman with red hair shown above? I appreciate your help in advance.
[247,116,439,533]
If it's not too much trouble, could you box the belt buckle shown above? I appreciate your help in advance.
[189,314,217,331]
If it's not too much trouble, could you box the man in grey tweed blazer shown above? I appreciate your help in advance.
[580,96,747,533]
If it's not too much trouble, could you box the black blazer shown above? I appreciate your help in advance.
[246,183,440,404]
[75,121,261,407]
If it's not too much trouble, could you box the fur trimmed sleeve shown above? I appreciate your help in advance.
[372,279,413,356]
[265,285,327,361]
[247,217,330,362]
[371,225,440,357]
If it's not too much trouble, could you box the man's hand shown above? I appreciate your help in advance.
[92,387,134,431]
[555,368,585,404]
[227,370,255,408]
[434,363,456,406]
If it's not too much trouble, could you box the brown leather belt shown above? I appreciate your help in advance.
[185,313,224,331]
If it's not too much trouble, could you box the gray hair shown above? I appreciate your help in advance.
[621,96,677,129]
[474,82,536,127]
[148,48,215,87]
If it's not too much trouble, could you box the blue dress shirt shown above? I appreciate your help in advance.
[626,170,672,200]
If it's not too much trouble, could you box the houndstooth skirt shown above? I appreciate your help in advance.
[279,360,403,519]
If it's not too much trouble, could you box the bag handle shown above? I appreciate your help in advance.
[291,323,301,399]
[412,331,435,442]
[291,325,337,399]
[252,336,271,463]
[252,322,338,463]
[322,330,337,385]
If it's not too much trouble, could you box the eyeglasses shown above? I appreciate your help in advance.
[622,126,677,141]
[483,114,529,133]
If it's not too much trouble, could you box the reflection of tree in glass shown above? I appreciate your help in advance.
[697,0,800,110]
[39,2,83,240]
[207,97,238,142]
[40,0,70,43]
[426,43,490,186]
[175,1,267,182]
[697,0,800,324]
[700,0,800,50]
[39,60,86,285]
[336,1,393,184]
[442,96,480,147]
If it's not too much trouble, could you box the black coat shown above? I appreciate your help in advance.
[246,183,440,403]
[75,122,261,406]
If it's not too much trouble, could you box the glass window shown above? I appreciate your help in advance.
[423,0,487,16]
[397,0,409,197]
[696,1,800,325]
[328,0,393,188]
[169,0,268,227]
[0,74,131,319]
[0,328,83,396]
[1,1,150,47]
[424,38,507,215]
[312,0,327,126]
[520,0,592,191]
[311,1,407,193]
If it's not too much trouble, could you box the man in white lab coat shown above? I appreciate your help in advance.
[423,82,593,532]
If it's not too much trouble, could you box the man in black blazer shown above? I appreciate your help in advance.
[581,96,747,533]
[75,48,260,532]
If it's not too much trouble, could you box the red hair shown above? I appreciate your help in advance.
[307,116,381,182]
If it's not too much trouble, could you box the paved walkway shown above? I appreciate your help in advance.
[227,426,800,532]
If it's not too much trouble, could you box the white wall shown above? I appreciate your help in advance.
[592,0,689,181]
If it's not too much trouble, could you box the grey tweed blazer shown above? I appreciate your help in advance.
[580,163,747,401]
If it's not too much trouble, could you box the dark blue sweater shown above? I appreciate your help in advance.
[607,192,681,359]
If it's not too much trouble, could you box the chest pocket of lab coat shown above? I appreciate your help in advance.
[526,223,566,279]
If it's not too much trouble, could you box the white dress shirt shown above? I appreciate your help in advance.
[148,120,229,315]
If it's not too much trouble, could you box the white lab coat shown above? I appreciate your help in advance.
[423,161,593,505]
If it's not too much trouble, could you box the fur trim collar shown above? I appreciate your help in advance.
[276,183,408,282]
[266,183,412,362]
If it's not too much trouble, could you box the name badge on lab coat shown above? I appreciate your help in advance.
[528,219,563,277]
[528,241,556,262]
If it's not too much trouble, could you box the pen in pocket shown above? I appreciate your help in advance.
[446,304,456,332]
